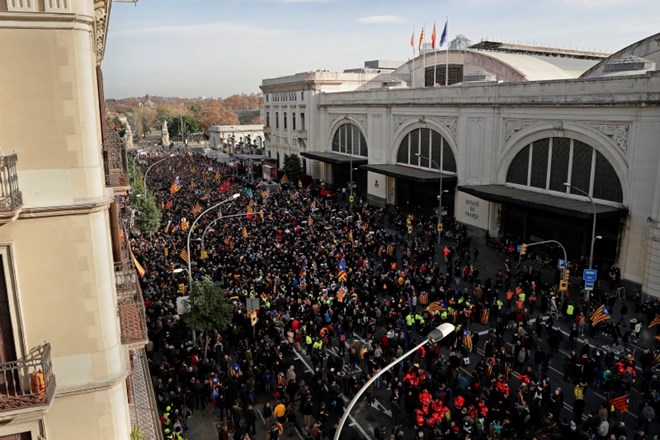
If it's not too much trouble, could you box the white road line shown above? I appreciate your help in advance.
[293,347,374,440]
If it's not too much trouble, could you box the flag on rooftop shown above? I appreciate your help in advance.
[439,19,448,47]
[431,22,437,49]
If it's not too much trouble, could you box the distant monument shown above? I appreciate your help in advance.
[124,123,134,149]
[161,120,169,146]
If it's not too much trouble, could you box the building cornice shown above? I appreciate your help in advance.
[18,196,113,220]
[0,12,95,31]
[94,0,112,66]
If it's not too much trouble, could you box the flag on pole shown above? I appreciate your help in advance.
[463,329,473,352]
[180,249,189,263]
[590,304,611,326]
[431,22,437,49]
[131,252,146,278]
[418,27,425,51]
[439,19,448,46]
[410,31,415,51]
[169,176,182,195]
[609,394,629,413]
[648,314,660,328]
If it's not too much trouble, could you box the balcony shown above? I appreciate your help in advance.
[0,343,55,420]
[295,130,307,140]
[263,126,271,134]
[115,261,148,347]
[103,130,130,191]
[0,153,23,225]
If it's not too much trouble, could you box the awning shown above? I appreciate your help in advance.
[300,151,368,165]
[459,184,628,219]
[359,164,457,183]
[235,154,276,162]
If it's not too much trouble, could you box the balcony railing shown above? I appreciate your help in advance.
[0,153,22,214]
[115,261,148,347]
[295,130,307,140]
[263,126,272,134]
[0,343,55,415]
[103,130,129,188]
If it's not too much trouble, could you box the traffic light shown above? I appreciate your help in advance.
[407,225,413,235]
[559,280,568,292]
[563,270,571,281]
[520,244,527,255]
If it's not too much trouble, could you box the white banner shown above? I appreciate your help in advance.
[456,191,490,229]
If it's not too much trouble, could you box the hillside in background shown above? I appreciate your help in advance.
[106,93,263,140]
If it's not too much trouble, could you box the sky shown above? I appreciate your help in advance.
[103,0,660,99]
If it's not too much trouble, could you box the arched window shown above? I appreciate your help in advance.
[506,137,623,203]
[331,123,368,157]
[396,128,456,173]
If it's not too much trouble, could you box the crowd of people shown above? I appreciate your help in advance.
[131,151,660,440]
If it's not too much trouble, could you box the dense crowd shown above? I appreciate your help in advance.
[131,152,660,440]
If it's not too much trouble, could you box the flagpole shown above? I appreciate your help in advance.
[422,24,426,87]
[433,21,437,87]
[445,17,449,86]
[411,25,415,88]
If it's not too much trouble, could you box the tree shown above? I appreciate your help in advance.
[127,155,161,237]
[196,100,239,134]
[168,114,201,139]
[183,277,234,358]
[283,154,302,183]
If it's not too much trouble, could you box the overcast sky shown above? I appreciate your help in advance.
[103,0,660,99]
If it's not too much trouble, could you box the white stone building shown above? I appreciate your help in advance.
[261,34,660,297]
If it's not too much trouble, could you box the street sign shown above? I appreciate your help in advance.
[176,296,191,314]
[246,297,260,312]
[516,245,522,253]
[558,259,568,269]
[583,269,597,282]
[584,280,595,290]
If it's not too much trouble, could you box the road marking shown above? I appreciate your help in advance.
[292,347,373,440]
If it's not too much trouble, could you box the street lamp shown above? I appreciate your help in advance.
[563,183,597,270]
[185,193,240,294]
[333,323,455,440]
[416,153,447,246]
[143,153,175,190]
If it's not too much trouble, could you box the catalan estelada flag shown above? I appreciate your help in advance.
[180,249,189,264]
[131,252,146,278]
[609,394,629,413]
[590,304,610,327]
[169,176,182,195]
[463,329,473,352]
[427,301,445,313]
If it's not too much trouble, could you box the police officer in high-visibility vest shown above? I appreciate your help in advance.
[305,333,313,355]
[566,302,575,319]
[405,312,414,330]
[414,312,425,332]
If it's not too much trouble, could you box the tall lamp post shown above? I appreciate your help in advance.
[333,323,455,440]
[563,183,597,270]
[416,153,447,246]
[184,193,240,294]
[143,153,175,190]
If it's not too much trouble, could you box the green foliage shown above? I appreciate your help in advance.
[130,428,144,440]
[110,117,127,138]
[283,154,302,183]
[168,114,201,139]
[127,155,162,237]
[183,277,233,335]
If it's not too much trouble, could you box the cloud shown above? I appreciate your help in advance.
[357,15,406,24]
[110,21,288,39]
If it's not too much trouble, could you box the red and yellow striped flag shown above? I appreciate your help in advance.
[609,394,629,413]
[131,252,146,278]
[590,304,610,327]
[463,330,473,352]
[180,249,189,263]
[242,226,248,238]
[192,203,202,216]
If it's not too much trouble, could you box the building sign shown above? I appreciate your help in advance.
[456,191,490,229]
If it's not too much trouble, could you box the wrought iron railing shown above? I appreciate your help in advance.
[0,343,55,414]
[103,130,129,187]
[115,260,148,346]
[0,153,22,212]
